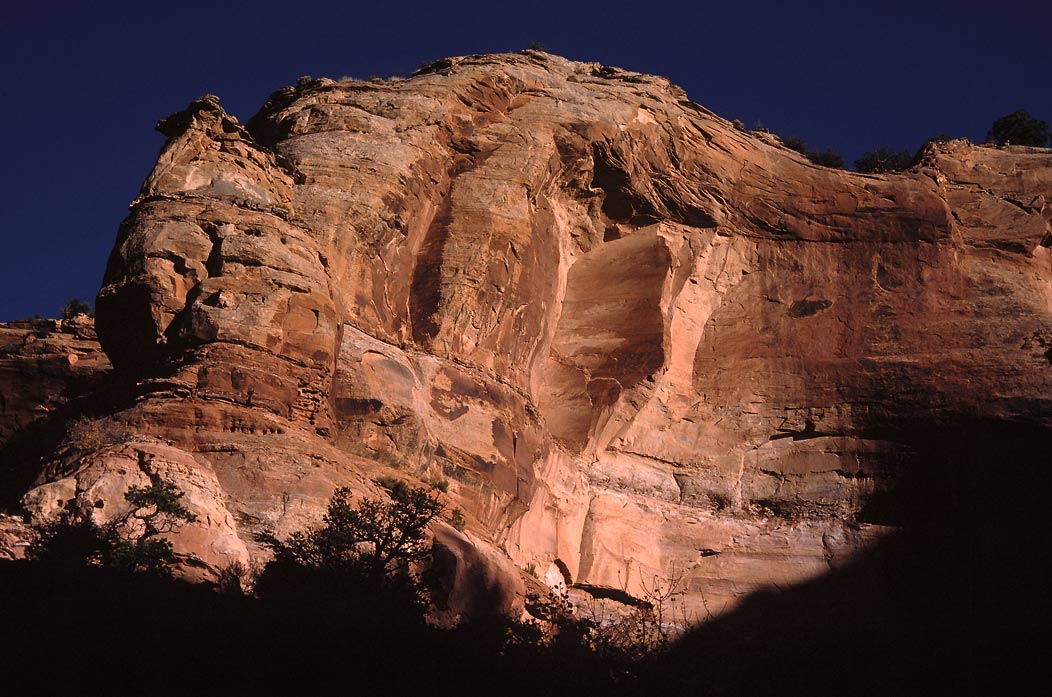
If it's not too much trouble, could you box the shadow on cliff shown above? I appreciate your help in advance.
[644,419,1052,696]
[0,376,135,512]
[2,420,1049,696]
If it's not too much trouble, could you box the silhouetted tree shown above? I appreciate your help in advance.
[782,135,809,155]
[257,484,443,596]
[779,134,844,168]
[122,473,197,538]
[808,147,845,168]
[855,147,914,173]
[26,512,112,566]
[59,298,92,319]
[987,110,1049,146]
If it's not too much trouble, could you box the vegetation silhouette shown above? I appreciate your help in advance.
[778,106,1051,176]
[2,480,698,695]
[254,481,442,628]
[780,134,845,168]
[4,420,1050,696]
[855,147,915,173]
[27,472,197,575]
[59,297,92,319]
[987,109,1049,146]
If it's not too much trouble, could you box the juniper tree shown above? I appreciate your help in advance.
[27,472,197,576]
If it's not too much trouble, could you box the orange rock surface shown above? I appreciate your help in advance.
[3,52,1051,617]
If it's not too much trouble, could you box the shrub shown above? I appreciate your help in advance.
[987,110,1049,146]
[779,136,844,168]
[424,475,449,493]
[215,560,253,595]
[584,568,692,662]
[855,147,915,173]
[271,202,293,218]
[26,513,112,566]
[781,135,809,155]
[66,416,133,453]
[524,587,595,651]
[60,298,92,319]
[921,133,954,147]
[374,475,408,496]
[450,508,466,532]
[807,147,845,168]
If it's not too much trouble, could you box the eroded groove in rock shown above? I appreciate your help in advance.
[537,230,671,451]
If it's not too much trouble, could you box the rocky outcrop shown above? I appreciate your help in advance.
[0,317,110,448]
[0,317,112,515]
[4,52,1051,618]
[23,439,250,578]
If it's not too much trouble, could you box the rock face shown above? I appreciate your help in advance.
[0,317,110,449]
[4,52,1052,617]
[0,317,112,511]
[22,439,251,578]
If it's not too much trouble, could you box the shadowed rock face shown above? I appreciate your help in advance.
[4,52,1052,616]
[0,318,110,449]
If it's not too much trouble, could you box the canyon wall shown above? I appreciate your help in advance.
[4,52,1051,617]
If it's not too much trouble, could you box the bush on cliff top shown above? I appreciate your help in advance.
[59,297,92,319]
[987,109,1050,146]
[779,135,845,169]
[854,147,915,173]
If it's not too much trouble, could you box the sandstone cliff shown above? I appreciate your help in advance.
[3,51,1051,618]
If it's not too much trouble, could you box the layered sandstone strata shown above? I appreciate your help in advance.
[4,52,1050,617]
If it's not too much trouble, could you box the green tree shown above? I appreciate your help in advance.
[855,147,915,173]
[27,472,197,576]
[123,473,197,538]
[987,110,1049,146]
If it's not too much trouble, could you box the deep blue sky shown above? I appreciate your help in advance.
[2,0,1049,321]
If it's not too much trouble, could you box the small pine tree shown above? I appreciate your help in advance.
[123,472,198,538]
